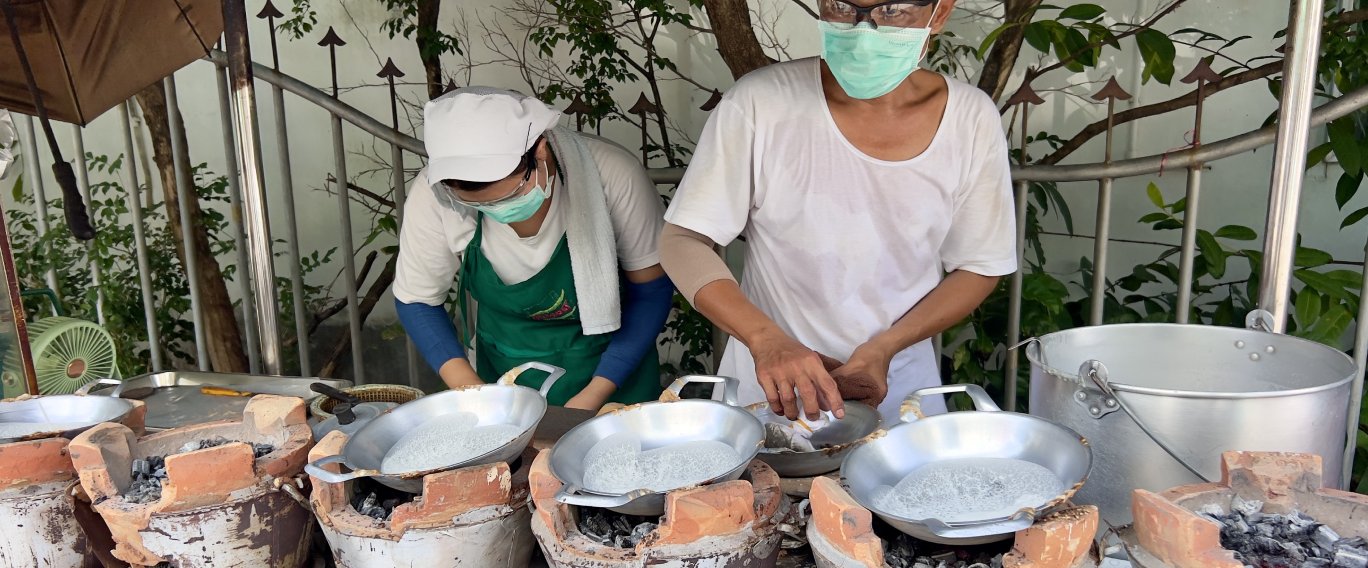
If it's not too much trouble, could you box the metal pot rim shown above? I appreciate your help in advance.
[746,400,882,456]
[1024,323,1356,399]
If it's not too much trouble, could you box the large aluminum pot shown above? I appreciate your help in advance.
[305,362,563,493]
[842,384,1091,545]
[1026,321,1356,529]
[550,375,764,516]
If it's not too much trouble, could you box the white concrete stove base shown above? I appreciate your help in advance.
[321,505,535,568]
[0,479,90,567]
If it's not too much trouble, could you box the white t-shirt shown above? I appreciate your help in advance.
[394,135,665,306]
[664,58,1017,422]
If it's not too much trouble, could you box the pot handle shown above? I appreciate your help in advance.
[921,512,1035,539]
[1080,360,1213,483]
[899,383,999,423]
[663,375,740,406]
[497,362,567,398]
[304,454,380,484]
[74,378,124,397]
[554,484,653,508]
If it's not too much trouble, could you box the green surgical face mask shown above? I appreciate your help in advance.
[819,20,933,100]
[467,161,553,224]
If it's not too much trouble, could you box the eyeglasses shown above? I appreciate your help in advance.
[818,0,937,29]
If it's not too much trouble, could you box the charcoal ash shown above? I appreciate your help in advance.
[576,507,659,548]
[874,518,1007,568]
[348,477,416,521]
[1197,497,1368,568]
[124,438,276,504]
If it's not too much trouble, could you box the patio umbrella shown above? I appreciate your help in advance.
[0,0,224,240]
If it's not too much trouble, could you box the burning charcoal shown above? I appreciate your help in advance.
[132,459,150,476]
[611,515,632,534]
[1307,559,1334,568]
[628,522,655,546]
[968,564,990,568]
[1335,547,1368,568]
[1341,538,1368,550]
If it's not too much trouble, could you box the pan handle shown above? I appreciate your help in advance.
[899,383,1000,423]
[75,378,124,397]
[304,455,380,484]
[497,362,567,398]
[920,512,1035,539]
[1080,360,1212,483]
[664,375,740,406]
[554,484,653,508]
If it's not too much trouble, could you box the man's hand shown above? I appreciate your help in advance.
[750,330,845,421]
[830,341,893,408]
[564,377,617,412]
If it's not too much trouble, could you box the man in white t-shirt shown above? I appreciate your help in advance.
[659,0,1016,423]
[395,87,674,412]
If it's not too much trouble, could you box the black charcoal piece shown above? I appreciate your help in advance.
[1334,547,1368,568]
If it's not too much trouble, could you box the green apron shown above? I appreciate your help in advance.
[458,214,662,406]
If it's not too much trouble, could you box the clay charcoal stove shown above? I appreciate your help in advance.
[126,437,276,504]
[575,507,659,549]
[1196,497,1368,568]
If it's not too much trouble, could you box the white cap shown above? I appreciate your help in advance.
[423,87,563,185]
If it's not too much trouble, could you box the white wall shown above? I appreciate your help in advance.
[1,0,1362,362]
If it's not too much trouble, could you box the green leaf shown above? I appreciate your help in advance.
[1023,21,1052,53]
[1058,4,1105,20]
[1295,247,1333,268]
[1215,225,1257,241]
[1294,290,1323,327]
[1301,304,1353,346]
[10,174,21,203]
[1196,230,1227,279]
[1307,142,1334,170]
[1062,28,1096,68]
[1138,212,1169,224]
[1343,206,1368,230]
[1296,269,1351,301]
[1338,172,1365,209]
[1146,182,1165,209]
[1329,118,1362,176]
[977,22,1018,59]
[1136,29,1176,84]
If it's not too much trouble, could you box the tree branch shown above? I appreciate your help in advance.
[977,0,1043,101]
[1038,60,1282,165]
[789,0,818,20]
[326,174,396,209]
[318,256,397,378]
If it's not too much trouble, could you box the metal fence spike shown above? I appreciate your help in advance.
[256,1,284,20]
[628,93,660,115]
[700,89,723,111]
[377,58,404,79]
[1005,81,1045,106]
[1181,59,1223,85]
[318,27,346,47]
[1091,77,1133,102]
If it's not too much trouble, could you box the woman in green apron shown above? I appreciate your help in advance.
[394,87,674,411]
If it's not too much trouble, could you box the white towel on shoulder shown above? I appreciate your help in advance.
[546,127,621,335]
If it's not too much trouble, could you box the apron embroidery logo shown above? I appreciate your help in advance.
[527,289,578,321]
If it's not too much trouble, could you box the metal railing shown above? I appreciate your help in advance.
[6,0,1367,485]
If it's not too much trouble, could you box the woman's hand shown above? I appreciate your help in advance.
[438,358,484,389]
[564,377,618,412]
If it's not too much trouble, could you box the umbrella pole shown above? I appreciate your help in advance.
[222,0,283,375]
[0,0,94,241]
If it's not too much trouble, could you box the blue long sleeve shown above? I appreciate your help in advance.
[593,275,675,386]
[395,299,467,373]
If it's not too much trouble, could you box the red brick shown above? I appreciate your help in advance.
[1220,451,1322,512]
[242,395,308,434]
[161,443,258,511]
[0,438,75,489]
[1133,489,1241,568]
[809,476,882,567]
[306,430,349,520]
[528,448,569,540]
[68,422,136,502]
[749,460,784,522]
[1003,506,1098,568]
[654,479,757,546]
[390,461,512,531]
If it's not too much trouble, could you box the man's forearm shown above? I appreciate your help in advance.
[867,271,1001,356]
[693,279,787,348]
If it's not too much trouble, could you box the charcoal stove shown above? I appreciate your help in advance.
[67,395,314,568]
[0,397,144,567]
[1126,451,1368,568]
[530,450,789,567]
[308,429,537,567]
[807,477,1100,568]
